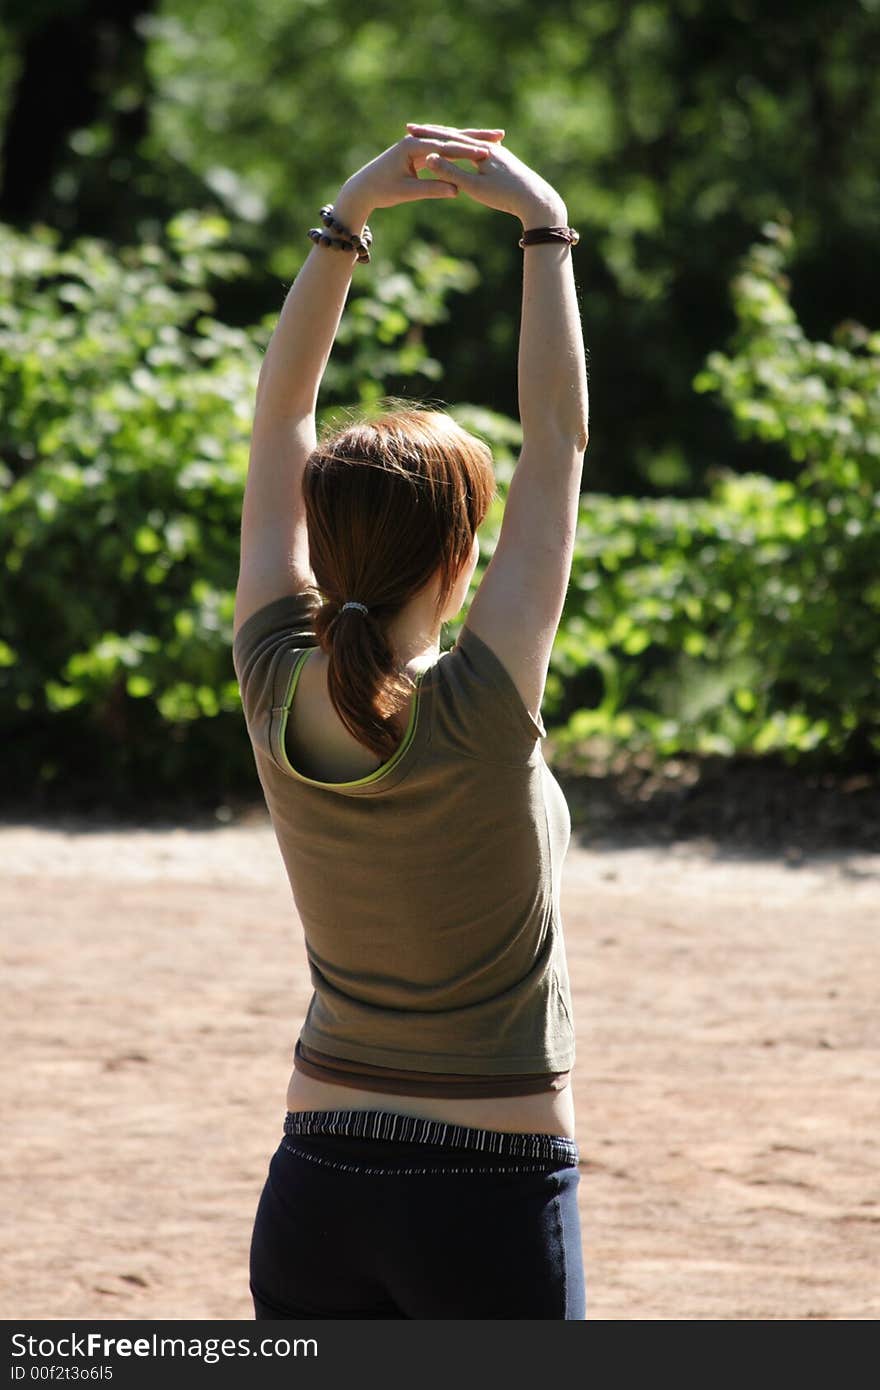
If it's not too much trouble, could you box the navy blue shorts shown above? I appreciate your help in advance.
[250,1109,586,1320]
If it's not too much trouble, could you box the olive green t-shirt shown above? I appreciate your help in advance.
[232,590,575,1082]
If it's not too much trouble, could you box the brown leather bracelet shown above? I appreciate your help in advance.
[519,226,580,249]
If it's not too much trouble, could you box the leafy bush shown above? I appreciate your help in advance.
[537,219,878,771]
[0,215,481,806]
[2,212,875,812]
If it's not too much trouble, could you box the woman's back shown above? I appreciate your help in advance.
[287,645,404,782]
[233,593,576,1136]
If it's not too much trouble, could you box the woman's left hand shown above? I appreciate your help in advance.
[341,130,505,214]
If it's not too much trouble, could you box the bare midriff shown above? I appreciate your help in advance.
[285,1066,577,1138]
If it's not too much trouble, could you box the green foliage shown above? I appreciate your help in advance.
[0,215,483,803]
[2,210,875,809]
[133,0,880,492]
[0,213,259,799]
[536,220,878,770]
[6,1,880,495]
[315,242,479,407]
[546,476,855,766]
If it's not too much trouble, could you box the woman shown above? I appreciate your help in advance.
[232,121,589,1319]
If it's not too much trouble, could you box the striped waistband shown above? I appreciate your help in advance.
[283,1109,579,1166]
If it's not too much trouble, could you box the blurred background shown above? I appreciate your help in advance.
[1,0,878,842]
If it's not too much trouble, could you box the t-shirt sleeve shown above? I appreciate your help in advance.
[232,590,321,770]
[434,623,547,764]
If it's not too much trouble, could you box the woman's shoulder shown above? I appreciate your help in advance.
[430,628,546,761]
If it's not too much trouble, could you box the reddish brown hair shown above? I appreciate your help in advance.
[301,401,497,762]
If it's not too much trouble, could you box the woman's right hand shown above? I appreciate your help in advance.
[406,121,567,227]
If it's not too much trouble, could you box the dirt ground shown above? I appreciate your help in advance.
[2,810,878,1321]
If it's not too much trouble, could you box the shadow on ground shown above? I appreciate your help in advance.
[3,751,878,855]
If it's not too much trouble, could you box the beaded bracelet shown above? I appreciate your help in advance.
[519,226,580,249]
[307,204,373,263]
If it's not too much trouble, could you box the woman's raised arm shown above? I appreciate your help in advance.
[234,128,499,632]
[408,123,589,728]
[253,131,498,420]
[413,122,589,448]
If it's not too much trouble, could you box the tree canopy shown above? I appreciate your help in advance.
[2,0,879,492]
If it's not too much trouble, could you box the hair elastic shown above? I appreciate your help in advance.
[340,601,369,614]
